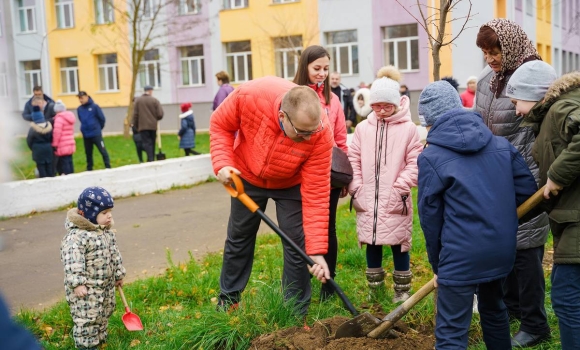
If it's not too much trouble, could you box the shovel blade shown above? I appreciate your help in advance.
[334,312,381,339]
[122,312,144,331]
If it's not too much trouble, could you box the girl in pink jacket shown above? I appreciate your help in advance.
[293,45,348,301]
[348,66,423,302]
[52,100,76,175]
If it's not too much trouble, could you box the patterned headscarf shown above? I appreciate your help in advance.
[482,19,541,98]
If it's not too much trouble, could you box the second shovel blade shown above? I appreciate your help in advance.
[334,312,381,339]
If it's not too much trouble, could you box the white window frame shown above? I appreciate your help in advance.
[275,47,301,80]
[94,0,114,24]
[18,4,36,33]
[326,31,359,76]
[272,0,299,3]
[98,54,119,91]
[143,0,155,19]
[137,50,161,89]
[224,0,248,10]
[180,46,205,86]
[179,0,200,15]
[0,62,7,97]
[60,58,79,94]
[225,43,252,83]
[383,25,420,72]
[525,0,533,16]
[22,61,41,96]
[55,0,74,29]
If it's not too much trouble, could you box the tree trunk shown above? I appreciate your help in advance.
[432,43,442,81]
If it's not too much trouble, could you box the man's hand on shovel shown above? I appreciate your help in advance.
[308,255,331,283]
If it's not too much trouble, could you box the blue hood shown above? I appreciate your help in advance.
[426,108,492,154]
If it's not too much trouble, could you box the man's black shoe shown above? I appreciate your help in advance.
[215,298,239,313]
[511,330,551,348]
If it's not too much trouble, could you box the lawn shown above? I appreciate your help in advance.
[14,190,561,349]
[10,133,210,180]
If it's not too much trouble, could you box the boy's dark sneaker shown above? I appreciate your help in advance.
[511,330,551,348]
[215,298,239,313]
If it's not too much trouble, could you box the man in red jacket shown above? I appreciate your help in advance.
[210,76,334,317]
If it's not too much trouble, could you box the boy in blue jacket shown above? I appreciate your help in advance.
[77,91,111,170]
[417,81,538,349]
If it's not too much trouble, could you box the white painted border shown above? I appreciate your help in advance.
[0,155,215,218]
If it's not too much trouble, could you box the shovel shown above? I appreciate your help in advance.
[223,172,379,330]
[335,185,547,339]
[156,122,166,161]
[117,286,144,331]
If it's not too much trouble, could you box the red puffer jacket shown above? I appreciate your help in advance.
[52,111,76,156]
[210,76,334,255]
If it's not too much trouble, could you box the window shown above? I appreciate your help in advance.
[576,54,580,70]
[563,0,567,28]
[0,62,7,97]
[225,41,252,83]
[98,54,119,91]
[554,0,560,26]
[180,45,205,86]
[94,0,114,24]
[143,0,155,18]
[383,24,419,72]
[273,0,299,3]
[0,9,3,37]
[60,57,79,94]
[18,0,36,33]
[526,0,533,15]
[138,49,161,88]
[22,60,41,96]
[515,0,522,10]
[224,0,248,10]
[179,0,199,15]
[326,30,359,75]
[55,0,74,28]
[274,36,302,79]
[554,48,560,74]
[563,50,568,73]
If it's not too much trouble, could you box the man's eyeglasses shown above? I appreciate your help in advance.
[370,104,395,112]
[282,110,324,136]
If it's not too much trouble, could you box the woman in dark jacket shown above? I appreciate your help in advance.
[27,100,54,178]
[474,19,551,348]
[178,103,199,156]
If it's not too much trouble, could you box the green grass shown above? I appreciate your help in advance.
[10,133,210,180]
[14,190,561,349]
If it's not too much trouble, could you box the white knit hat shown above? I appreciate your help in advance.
[54,99,66,113]
[370,66,401,106]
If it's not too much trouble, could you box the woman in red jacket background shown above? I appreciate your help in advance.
[293,45,348,301]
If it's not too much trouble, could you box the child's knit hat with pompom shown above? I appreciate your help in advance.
[369,66,402,106]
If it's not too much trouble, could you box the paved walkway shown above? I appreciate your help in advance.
[0,181,280,313]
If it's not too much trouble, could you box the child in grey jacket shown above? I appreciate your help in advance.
[61,187,125,350]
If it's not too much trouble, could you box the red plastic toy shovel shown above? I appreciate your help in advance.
[117,286,143,331]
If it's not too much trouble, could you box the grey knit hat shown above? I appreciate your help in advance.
[418,81,463,127]
[506,61,557,101]
[54,99,66,113]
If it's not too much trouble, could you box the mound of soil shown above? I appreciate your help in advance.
[251,316,435,350]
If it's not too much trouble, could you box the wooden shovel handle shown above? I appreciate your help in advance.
[517,185,546,219]
[117,285,130,310]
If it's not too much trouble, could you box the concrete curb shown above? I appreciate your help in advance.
[0,155,215,218]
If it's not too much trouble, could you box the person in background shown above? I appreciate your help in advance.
[77,91,111,170]
[506,61,580,350]
[51,100,76,175]
[399,84,411,101]
[293,46,348,301]
[132,86,164,162]
[213,71,235,111]
[353,88,372,127]
[475,19,551,348]
[348,66,422,303]
[178,102,199,156]
[460,76,477,108]
[27,96,54,178]
[22,86,56,124]
[329,72,356,130]
[417,80,537,350]
[441,77,460,92]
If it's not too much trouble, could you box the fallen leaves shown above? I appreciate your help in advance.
[130,339,141,347]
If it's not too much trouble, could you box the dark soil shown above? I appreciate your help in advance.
[250,316,435,350]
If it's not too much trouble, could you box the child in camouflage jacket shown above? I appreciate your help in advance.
[61,186,125,350]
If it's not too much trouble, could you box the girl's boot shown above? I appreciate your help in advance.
[392,270,413,303]
[365,267,386,300]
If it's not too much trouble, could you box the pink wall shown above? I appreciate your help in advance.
[371,0,430,90]
[166,0,213,104]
